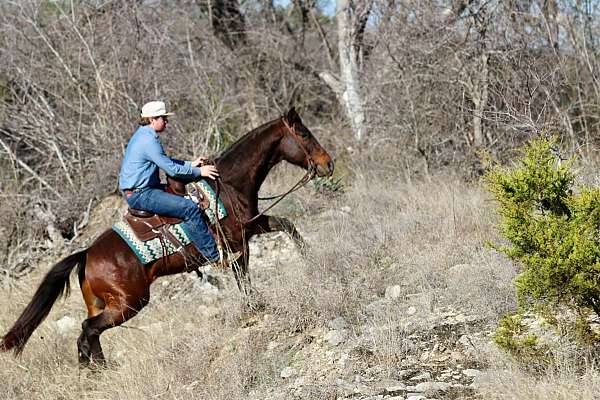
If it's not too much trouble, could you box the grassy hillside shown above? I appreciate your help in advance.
[0,169,598,399]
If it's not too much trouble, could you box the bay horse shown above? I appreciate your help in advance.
[0,107,334,365]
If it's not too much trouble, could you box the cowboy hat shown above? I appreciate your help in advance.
[140,101,175,118]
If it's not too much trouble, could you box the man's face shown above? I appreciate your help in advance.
[151,116,168,132]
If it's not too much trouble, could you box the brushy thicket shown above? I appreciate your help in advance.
[4,0,600,276]
[485,137,600,365]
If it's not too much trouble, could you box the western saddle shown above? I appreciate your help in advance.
[125,210,182,242]
[123,178,216,271]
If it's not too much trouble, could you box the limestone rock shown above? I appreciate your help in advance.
[53,316,78,336]
[280,366,296,379]
[324,329,348,346]
[328,316,348,330]
[410,372,431,381]
[414,381,452,396]
[385,285,402,300]
[463,368,482,377]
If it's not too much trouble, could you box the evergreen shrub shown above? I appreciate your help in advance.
[485,137,600,360]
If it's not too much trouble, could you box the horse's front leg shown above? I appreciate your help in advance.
[252,215,307,254]
[231,244,264,310]
[231,244,251,296]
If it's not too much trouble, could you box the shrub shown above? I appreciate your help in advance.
[485,136,600,366]
[493,313,550,367]
[485,136,600,319]
[311,176,345,197]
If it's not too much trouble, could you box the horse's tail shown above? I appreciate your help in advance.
[0,250,87,355]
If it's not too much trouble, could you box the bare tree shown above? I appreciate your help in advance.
[320,0,373,142]
[453,0,490,149]
[3,0,600,272]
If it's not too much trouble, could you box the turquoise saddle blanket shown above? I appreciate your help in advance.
[112,180,227,265]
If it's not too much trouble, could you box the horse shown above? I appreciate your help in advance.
[0,107,334,366]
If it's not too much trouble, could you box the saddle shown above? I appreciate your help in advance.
[125,176,213,242]
[122,177,219,271]
[124,211,182,242]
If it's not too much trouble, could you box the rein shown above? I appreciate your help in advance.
[245,118,315,225]
[245,170,313,225]
[214,118,316,228]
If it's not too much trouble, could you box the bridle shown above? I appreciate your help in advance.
[206,117,318,266]
[214,117,316,227]
[281,118,316,176]
[255,118,317,202]
[244,117,316,225]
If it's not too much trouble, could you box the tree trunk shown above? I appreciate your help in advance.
[455,0,489,149]
[471,52,488,148]
[324,0,367,142]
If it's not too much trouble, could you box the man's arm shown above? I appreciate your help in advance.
[145,136,202,178]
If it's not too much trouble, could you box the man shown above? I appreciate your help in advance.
[119,100,220,264]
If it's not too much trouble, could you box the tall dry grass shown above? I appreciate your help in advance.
[0,168,599,399]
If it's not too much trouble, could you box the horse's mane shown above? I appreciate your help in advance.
[216,117,282,163]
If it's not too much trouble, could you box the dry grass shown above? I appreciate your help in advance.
[476,350,600,400]
[1,169,598,399]
[264,171,507,325]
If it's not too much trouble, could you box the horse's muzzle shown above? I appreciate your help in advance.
[316,160,334,177]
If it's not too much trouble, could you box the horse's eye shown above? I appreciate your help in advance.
[298,128,311,138]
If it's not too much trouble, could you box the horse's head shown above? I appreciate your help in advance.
[279,107,334,177]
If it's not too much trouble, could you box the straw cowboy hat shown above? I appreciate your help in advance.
[140,101,175,118]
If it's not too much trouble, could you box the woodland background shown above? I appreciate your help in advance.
[2,0,600,273]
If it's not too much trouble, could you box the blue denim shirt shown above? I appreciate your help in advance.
[118,126,201,191]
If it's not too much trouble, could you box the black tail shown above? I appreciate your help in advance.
[0,250,87,355]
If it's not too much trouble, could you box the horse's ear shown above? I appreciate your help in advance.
[286,107,299,123]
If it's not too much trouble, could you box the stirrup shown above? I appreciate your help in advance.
[128,208,154,218]
[210,251,242,268]
[225,251,242,264]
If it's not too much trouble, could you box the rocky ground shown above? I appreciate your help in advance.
[1,185,516,400]
[4,179,600,400]
[47,227,492,400]
[160,232,493,400]
[252,237,491,400]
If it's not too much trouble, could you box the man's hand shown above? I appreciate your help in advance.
[200,164,219,180]
[191,156,210,167]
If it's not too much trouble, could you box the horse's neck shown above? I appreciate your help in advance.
[217,121,283,197]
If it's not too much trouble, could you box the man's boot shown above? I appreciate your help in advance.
[214,250,242,268]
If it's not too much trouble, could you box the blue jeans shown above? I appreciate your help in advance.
[125,188,219,262]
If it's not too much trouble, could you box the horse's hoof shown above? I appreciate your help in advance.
[246,301,265,312]
[80,356,111,371]
[90,359,108,370]
[243,292,266,312]
[78,352,91,368]
[205,274,223,289]
[296,242,310,257]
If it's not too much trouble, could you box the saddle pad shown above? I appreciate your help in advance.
[191,180,228,225]
[112,220,191,265]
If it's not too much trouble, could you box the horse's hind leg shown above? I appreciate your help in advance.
[78,295,146,366]
[78,278,106,366]
[77,229,149,367]
[77,314,101,366]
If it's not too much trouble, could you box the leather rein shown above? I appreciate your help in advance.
[219,117,316,227]
[245,118,316,225]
